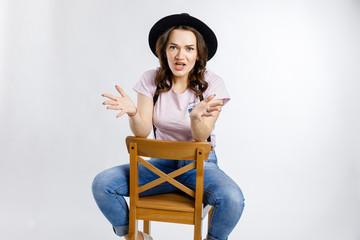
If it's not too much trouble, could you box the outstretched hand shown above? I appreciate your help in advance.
[102,85,136,118]
[190,94,223,121]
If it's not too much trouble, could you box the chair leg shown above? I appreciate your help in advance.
[143,220,151,235]
[203,207,213,240]
[129,219,138,240]
[194,221,202,240]
[207,207,213,228]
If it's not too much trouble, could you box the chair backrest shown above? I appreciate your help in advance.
[126,136,211,161]
[126,136,211,203]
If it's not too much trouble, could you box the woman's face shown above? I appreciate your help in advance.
[166,29,198,81]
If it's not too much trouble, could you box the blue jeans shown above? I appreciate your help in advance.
[92,151,245,240]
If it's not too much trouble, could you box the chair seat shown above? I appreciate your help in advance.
[137,192,197,224]
[138,192,195,213]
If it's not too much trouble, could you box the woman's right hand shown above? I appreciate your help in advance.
[102,85,136,118]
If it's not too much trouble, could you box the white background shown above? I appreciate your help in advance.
[1,0,360,239]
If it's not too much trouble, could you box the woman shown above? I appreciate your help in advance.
[92,13,245,240]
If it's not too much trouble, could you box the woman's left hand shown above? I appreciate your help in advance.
[190,94,223,121]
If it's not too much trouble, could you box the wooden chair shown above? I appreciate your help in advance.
[126,136,213,240]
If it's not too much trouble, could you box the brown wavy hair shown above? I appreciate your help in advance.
[154,26,208,97]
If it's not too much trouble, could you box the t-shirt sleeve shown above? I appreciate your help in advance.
[133,69,157,99]
[204,71,231,105]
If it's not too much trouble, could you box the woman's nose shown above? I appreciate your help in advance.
[176,49,185,59]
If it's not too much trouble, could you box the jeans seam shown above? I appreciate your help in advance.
[208,203,217,234]
[113,185,129,219]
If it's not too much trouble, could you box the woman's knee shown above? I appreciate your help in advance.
[227,185,245,212]
[91,166,129,199]
[92,171,110,201]
[207,182,245,213]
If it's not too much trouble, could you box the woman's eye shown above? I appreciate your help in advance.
[187,47,194,51]
[170,46,177,49]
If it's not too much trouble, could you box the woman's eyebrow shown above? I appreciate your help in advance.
[169,43,196,48]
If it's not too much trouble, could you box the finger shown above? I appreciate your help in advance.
[207,106,222,112]
[103,101,118,106]
[202,94,216,103]
[202,112,214,117]
[102,93,118,101]
[115,85,126,97]
[116,111,127,118]
[208,102,223,107]
[107,106,122,110]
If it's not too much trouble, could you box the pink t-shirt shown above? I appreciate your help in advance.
[133,69,230,147]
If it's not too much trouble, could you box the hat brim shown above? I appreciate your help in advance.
[148,13,217,61]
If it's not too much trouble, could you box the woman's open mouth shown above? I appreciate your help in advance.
[175,62,186,71]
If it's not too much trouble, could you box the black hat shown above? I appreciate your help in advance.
[148,13,218,61]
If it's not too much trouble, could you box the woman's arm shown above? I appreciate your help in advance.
[129,92,153,138]
[190,95,223,142]
[102,86,153,138]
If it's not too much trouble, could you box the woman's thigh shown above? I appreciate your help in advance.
[178,151,244,206]
[93,158,179,197]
